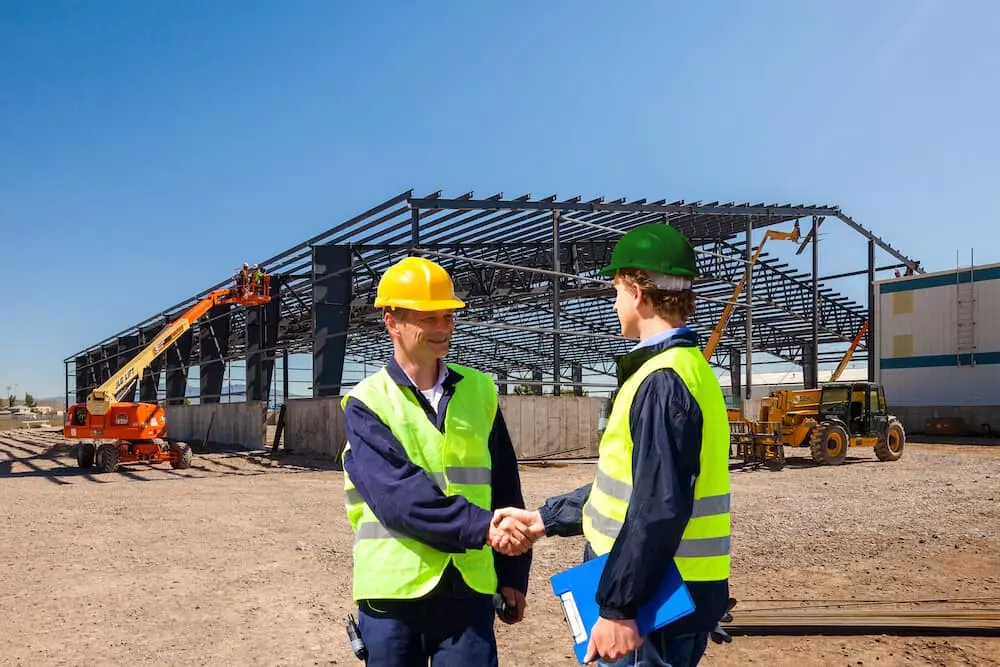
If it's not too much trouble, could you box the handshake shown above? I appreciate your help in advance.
[487,507,545,556]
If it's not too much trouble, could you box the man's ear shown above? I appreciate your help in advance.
[628,281,644,306]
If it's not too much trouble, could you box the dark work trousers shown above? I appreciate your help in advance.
[356,566,498,667]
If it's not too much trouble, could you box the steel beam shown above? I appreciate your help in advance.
[410,196,840,218]
[836,212,922,272]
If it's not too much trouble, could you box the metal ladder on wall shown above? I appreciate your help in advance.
[956,251,976,366]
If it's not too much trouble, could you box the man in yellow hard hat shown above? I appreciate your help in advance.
[340,255,535,666]
[496,224,731,666]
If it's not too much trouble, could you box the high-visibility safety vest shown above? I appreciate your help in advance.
[582,345,731,582]
[341,363,498,601]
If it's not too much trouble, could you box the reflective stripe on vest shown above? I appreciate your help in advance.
[341,363,498,601]
[582,345,731,582]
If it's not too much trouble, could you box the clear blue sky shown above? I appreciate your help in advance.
[2,0,998,399]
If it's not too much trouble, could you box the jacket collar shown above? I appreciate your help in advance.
[614,327,700,386]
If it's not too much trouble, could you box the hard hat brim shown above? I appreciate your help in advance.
[373,297,466,311]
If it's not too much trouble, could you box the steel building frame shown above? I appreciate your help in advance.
[64,190,921,407]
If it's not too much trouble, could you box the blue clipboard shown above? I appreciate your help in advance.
[549,554,695,663]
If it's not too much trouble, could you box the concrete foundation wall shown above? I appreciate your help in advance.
[500,396,604,458]
[891,405,1000,436]
[284,397,347,462]
[281,395,605,462]
[165,402,266,450]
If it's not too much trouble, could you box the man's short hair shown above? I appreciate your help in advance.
[615,268,696,321]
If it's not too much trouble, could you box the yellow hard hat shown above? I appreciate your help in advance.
[374,256,466,311]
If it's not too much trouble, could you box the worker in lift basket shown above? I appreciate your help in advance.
[339,255,535,666]
[236,263,250,297]
[496,223,733,666]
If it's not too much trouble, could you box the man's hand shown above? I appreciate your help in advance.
[488,510,531,555]
[487,508,545,556]
[583,617,643,664]
[496,586,526,624]
[490,507,545,555]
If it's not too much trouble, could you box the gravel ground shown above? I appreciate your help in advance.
[0,432,998,666]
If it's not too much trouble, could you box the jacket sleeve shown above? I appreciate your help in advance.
[341,397,492,553]
[488,408,533,593]
[538,484,592,537]
[595,369,704,620]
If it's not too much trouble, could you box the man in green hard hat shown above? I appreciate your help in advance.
[496,223,732,666]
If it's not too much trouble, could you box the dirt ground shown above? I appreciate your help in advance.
[1,429,998,666]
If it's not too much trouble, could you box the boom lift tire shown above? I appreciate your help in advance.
[76,443,95,469]
[97,443,120,473]
[809,422,848,465]
[875,419,906,462]
[170,442,193,469]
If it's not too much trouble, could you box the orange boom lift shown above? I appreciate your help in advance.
[65,274,271,472]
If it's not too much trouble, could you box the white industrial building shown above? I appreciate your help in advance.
[875,261,1000,435]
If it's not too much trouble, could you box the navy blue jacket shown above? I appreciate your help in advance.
[538,328,729,634]
[342,358,531,596]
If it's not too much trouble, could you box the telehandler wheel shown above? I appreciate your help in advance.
[875,419,906,462]
[96,443,120,473]
[76,443,95,469]
[170,442,193,469]
[809,422,849,465]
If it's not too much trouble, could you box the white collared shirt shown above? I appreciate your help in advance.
[402,361,449,414]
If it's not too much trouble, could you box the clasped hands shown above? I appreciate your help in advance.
[487,507,545,556]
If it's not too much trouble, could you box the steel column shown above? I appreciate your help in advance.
[99,343,117,386]
[139,323,165,403]
[802,342,818,389]
[868,239,876,382]
[729,348,741,400]
[246,301,265,401]
[283,349,289,404]
[411,206,420,244]
[572,362,583,396]
[313,244,353,397]
[744,217,753,400]
[74,354,89,404]
[199,304,231,403]
[552,210,561,396]
[809,216,821,388]
[261,278,283,403]
[116,335,139,401]
[165,329,194,405]
[246,282,282,403]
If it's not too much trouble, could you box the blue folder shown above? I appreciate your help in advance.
[549,554,695,663]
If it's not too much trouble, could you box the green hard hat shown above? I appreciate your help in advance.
[598,223,698,278]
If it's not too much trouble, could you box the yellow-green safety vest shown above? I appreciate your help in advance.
[341,363,498,601]
[582,345,731,582]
